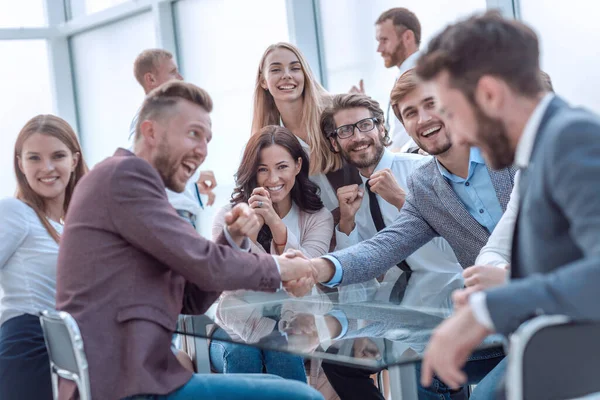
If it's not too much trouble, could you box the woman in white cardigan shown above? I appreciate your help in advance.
[211,125,333,382]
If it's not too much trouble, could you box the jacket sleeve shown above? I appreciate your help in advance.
[108,158,281,293]
[329,174,438,285]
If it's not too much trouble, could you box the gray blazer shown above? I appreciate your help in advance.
[329,159,516,284]
[486,97,600,335]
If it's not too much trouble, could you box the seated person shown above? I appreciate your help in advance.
[0,115,88,400]
[55,81,323,400]
[211,126,333,381]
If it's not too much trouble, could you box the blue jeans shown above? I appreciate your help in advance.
[469,358,507,400]
[123,373,323,400]
[210,328,307,382]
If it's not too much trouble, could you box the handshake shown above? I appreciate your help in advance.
[224,203,335,297]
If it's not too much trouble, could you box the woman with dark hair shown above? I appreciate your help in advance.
[0,115,88,399]
[210,125,333,381]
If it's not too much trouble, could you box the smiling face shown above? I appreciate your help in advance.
[260,47,305,103]
[148,100,212,192]
[397,83,452,156]
[430,71,514,169]
[18,133,79,204]
[330,107,386,169]
[376,19,408,69]
[255,144,301,205]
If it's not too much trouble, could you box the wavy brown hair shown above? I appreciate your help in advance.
[14,115,88,243]
[232,125,323,251]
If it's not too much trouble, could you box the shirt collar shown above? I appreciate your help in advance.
[514,93,555,168]
[435,147,485,182]
[360,149,395,184]
[398,50,421,77]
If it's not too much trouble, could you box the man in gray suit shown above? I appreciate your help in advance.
[416,12,600,397]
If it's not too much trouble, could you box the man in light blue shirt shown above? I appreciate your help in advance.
[436,147,504,234]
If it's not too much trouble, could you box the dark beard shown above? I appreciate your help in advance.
[339,136,386,169]
[473,104,514,170]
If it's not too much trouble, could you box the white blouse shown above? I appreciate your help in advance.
[0,198,62,326]
[295,136,339,211]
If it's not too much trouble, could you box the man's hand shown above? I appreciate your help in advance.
[224,203,260,247]
[349,79,365,94]
[421,304,493,389]
[197,170,217,206]
[453,265,509,310]
[337,184,364,235]
[368,169,406,211]
[276,253,317,297]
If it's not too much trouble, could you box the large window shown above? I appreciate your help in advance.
[319,0,486,114]
[70,12,155,166]
[174,0,289,236]
[0,40,54,198]
[520,0,599,112]
[0,0,47,27]
[69,0,131,18]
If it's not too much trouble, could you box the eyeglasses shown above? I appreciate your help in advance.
[331,117,378,139]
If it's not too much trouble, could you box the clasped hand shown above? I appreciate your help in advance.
[276,250,318,298]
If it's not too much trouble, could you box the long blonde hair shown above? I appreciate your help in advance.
[14,115,88,243]
[251,42,342,175]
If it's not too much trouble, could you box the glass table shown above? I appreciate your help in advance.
[175,269,504,400]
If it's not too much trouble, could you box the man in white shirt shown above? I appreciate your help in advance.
[350,7,421,152]
[131,49,216,230]
[417,12,600,399]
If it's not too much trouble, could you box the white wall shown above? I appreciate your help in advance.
[174,0,289,237]
[520,0,600,112]
[319,0,486,111]
[71,12,155,166]
[0,40,54,198]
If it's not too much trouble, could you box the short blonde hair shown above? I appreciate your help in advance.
[390,69,420,124]
[134,81,213,142]
[133,49,173,88]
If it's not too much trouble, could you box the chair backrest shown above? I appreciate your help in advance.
[507,315,600,400]
[39,310,92,400]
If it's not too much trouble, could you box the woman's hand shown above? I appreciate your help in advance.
[249,187,287,250]
[248,187,280,227]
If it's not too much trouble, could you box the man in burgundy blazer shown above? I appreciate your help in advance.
[55,81,320,400]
